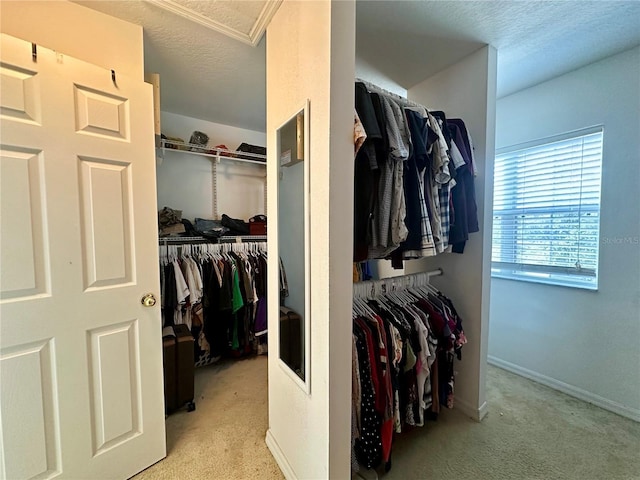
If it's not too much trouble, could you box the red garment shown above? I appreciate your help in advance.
[380,419,394,463]
[372,315,394,463]
[357,316,395,463]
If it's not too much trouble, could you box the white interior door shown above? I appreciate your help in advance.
[0,34,166,479]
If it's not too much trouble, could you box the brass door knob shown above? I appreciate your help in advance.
[141,293,157,307]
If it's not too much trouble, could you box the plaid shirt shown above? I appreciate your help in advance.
[438,182,451,249]
[404,165,437,258]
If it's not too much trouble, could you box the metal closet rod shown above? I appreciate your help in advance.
[219,235,268,243]
[355,77,429,111]
[353,268,444,296]
[159,236,213,245]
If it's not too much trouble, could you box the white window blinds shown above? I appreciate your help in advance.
[491,128,604,289]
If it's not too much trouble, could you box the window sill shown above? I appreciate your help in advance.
[491,270,598,291]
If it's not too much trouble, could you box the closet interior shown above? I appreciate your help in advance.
[350,71,486,476]
[154,2,495,475]
[155,110,270,415]
[160,237,268,368]
[148,0,492,472]
[263,1,496,474]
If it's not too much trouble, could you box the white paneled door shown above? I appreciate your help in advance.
[0,34,166,479]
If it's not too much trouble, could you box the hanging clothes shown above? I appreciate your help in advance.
[353,80,480,267]
[352,275,466,473]
[159,241,270,367]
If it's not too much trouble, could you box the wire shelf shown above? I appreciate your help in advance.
[161,140,267,165]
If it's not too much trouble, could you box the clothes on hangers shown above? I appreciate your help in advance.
[159,241,270,367]
[353,81,480,266]
[351,278,466,472]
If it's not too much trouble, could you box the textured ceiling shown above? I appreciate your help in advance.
[144,0,280,45]
[75,0,269,132]
[168,0,265,34]
[356,1,640,96]
[75,1,640,133]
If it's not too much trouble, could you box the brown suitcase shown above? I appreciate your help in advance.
[174,324,195,411]
[162,325,196,414]
[162,328,177,413]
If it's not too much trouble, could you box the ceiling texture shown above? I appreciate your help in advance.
[76,1,640,133]
[75,0,279,132]
[357,1,640,99]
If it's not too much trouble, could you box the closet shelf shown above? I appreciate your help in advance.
[161,140,267,165]
[159,235,268,244]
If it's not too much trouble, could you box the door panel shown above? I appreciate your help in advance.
[0,63,41,125]
[73,85,129,141]
[0,340,61,480]
[0,147,50,300]
[78,157,133,290]
[0,34,165,479]
[87,320,141,456]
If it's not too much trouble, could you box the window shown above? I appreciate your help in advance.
[491,127,603,289]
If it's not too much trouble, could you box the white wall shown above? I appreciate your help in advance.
[489,46,640,421]
[355,57,407,97]
[157,111,266,221]
[266,1,355,478]
[406,46,498,421]
[1,1,143,80]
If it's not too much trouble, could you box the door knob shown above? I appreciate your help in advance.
[141,293,157,307]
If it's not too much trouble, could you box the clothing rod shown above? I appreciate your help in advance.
[219,235,267,243]
[353,268,443,298]
[159,236,212,244]
[356,77,428,111]
[355,268,443,286]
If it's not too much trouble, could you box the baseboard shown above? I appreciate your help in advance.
[488,355,640,423]
[265,429,297,480]
[478,400,489,421]
[454,397,488,422]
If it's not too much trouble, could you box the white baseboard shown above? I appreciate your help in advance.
[488,355,640,423]
[454,397,488,422]
[265,429,297,480]
[478,400,489,421]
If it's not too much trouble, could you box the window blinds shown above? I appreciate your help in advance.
[492,128,603,289]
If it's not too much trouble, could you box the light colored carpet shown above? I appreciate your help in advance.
[381,366,640,480]
[133,355,283,480]
[134,358,640,480]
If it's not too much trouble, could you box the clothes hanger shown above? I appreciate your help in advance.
[399,281,416,303]
[351,282,376,317]
[387,282,408,308]
[352,284,365,316]
[362,294,379,318]
[352,296,366,317]
[371,281,390,308]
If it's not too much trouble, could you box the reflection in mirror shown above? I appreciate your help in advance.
[278,103,308,384]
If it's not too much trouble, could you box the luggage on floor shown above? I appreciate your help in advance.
[162,327,178,412]
[162,324,196,414]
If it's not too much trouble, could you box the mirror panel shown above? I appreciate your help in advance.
[277,101,309,388]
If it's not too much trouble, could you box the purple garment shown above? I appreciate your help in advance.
[448,119,479,234]
[254,296,268,336]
